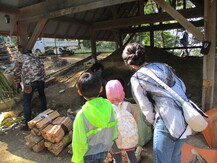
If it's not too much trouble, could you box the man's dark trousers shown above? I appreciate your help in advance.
[23,81,47,126]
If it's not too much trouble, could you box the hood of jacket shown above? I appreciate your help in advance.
[82,97,113,128]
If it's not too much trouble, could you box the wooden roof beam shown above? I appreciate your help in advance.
[18,0,137,22]
[153,0,204,41]
[52,17,91,26]
[93,7,203,30]
[0,4,20,14]
[121,20,204,33]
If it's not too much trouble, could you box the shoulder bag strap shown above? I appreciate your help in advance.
[143,68,185,105]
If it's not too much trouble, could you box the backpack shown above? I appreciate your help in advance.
[113,102,139,149]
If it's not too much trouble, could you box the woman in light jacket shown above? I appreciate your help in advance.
[122,42,192,163]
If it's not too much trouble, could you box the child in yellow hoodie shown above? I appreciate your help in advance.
[71,72,117,163]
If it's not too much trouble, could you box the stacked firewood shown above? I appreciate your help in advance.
[0,42,18,65]
[25,109,73,155]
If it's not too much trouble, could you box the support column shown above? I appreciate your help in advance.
[19,22,29,50]
[150,24,154,47]
[91,30,97,62]
[202,0,216,111]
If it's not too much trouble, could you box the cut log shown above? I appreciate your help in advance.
[47,131,72,156]
[28,109,54,129]
[32,139,45,152]
[67,144,72,154]
[26,142,35,149]
[25,134,43,144]
[44,141,52,148]
[41,124,53,139]
[35,111,60,129]
[41,117,72,143]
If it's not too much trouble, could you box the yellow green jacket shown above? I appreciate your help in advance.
[71,97,117,163]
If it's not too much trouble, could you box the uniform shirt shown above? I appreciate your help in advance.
[13,53,45,85]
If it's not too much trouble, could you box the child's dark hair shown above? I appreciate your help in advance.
[90,63,104,72]
[77,72,102,98]
[122,42,146,66]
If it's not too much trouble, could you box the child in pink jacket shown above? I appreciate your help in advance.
[106,80,138,163]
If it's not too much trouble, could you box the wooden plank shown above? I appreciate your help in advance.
[153,0,204,42]
[18,0,137,22]
[26,19,47,50]
[202,0,216,111]
[93,7,203,30]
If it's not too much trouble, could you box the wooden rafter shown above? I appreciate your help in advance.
[138,0,145,16]
[118,4,131,18]
[26,19,47,50]
[18,0,137,22]
[93,7,203,30]
[110,6,118,19]
[82,9,99,39]
[153,0,204,42]
[52,17,90,26]
[64,23,72,38]
[53,22,61,38]
[40,20,49,37]
[72,12,88,38]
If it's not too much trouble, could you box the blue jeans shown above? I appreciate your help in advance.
[84,151,108,163]
[23,81,47,125]
[153,119,186,163]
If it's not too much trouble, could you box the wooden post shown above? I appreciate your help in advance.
[113,31,122,48]
[90,29,97,62]
[150,24,154,47]
[202,0,216,111]
[19,22,29,51]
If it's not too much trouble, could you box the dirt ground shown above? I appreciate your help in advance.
[0,51,215,163]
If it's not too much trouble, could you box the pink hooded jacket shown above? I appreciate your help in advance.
[105,80,125,104]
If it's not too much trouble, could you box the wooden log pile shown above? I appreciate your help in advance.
[25,109,73,155]
[0,41,18,65]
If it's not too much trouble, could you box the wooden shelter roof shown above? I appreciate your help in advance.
[0,0,205,42]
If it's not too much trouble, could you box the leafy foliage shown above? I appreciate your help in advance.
[0,71,16,102]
